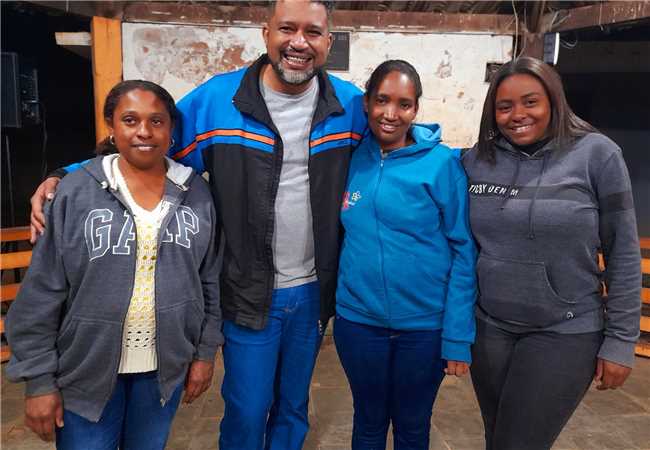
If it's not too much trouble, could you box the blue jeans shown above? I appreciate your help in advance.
[334,316,446,450]
[219,281,322,450]
[56,371,183,450]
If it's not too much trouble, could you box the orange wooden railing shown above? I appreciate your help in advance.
[1,226,32,362]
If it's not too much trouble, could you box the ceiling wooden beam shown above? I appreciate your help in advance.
[526,0,546,33]
[55,31,92,59]
[91,16,122,144]
[332,9,515,33]
[544,1,650,32]
[122,3,516,34]
[27,1,122,20]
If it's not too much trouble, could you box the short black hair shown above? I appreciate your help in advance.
[267,1,335,25]
[96,80,177,155]
[365,60,423,106]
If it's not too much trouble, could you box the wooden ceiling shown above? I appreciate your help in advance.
[19,1,610,20]
[22,0,649,36]
[220,1,603,15]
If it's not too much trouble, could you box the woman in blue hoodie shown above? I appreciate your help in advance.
[335,60,477,450]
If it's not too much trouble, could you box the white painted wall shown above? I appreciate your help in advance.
[123,22,512,147]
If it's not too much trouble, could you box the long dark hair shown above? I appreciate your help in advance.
[96,80,178,155]
[477,57,596,163]
[365,59,423,106]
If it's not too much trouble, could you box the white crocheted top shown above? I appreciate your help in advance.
[113,158,170,373]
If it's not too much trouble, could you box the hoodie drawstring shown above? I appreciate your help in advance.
[527,151,549,240]
[499,151,549,240]
[499,157,521,210]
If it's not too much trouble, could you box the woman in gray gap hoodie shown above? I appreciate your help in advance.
[6,81,223,449]
[462,57,641,450]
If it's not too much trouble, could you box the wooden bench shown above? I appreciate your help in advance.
[1,226,32,362]
[598,240,649,358]
[637,237,650,357]
[1,228,648,359]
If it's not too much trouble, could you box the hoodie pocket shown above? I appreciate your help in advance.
[157,300,204,376]
[56,318,122,394]
[477,254,575,328]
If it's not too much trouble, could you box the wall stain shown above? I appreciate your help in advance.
[435,50,452,79]
[132,27,255,86]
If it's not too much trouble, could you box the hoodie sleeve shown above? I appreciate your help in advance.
[595,147,641,368]
[193,192,224,361]
[5,198,68,396]
[171,92,206,175]
[434,154,478,363]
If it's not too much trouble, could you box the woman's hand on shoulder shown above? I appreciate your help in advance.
[445,360,470,377]
[24,391,64,441]
[594,357,632,391]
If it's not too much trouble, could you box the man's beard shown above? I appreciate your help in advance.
[271,58,318,86]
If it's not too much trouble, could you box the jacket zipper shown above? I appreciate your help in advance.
[154,189,185,406]
[105,207,138,412]
[264,137,283,320]
[107,185,185,408]
[307,120,323,332]
[374,157,390,327]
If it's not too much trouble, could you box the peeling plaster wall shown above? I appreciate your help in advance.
[123,22,512,147]
[122,23,265,101]
[337,32,512,147]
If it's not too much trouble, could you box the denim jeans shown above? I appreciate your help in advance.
[219,281,322,450]
[56,371,183,450]
[334,315,446,450]
[470,319,602,450]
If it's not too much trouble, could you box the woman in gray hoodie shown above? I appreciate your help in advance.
[462,57,641,450]
[6,80,223,449]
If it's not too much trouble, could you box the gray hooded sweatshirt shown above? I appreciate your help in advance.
[6,155,223,422]
[462,133,641,367]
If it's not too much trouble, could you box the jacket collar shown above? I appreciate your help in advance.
[366,124,443,161]
[82,155,195,194]
[232,54,344,133]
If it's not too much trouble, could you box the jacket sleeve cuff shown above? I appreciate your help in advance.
[193,346,218,362]
[442,339,472,364]
[598,336,636,368]
[47,168,67,180]
[25,374,58,397]
[193,338,224,362]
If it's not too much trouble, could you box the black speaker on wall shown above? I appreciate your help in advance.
[2,52,22,128]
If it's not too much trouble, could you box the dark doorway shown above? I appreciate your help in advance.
[557,20,650,237]
[1,2,95,227]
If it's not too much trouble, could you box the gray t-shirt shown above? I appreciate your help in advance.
[260,77,319,288]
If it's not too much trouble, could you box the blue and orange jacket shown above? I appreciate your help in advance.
[172,55,367,330]
[337,124,477,362]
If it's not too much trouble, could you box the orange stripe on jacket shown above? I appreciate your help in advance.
[310,132,362,148]
[172,141,197,161]
[198,129,275,145]
[172,129,275,161]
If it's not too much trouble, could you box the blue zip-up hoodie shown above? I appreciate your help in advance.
[336,124,478,363]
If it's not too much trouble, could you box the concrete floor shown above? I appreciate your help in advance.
[2,337,649,450]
